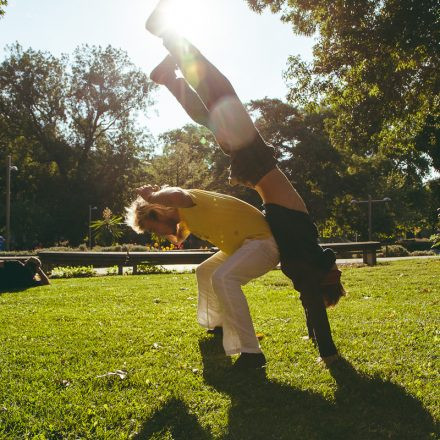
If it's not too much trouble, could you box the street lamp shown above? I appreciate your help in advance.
[88,205,98,249]
[5,155,18,251]
[351,195,391,241]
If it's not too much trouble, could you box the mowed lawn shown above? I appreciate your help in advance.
[0,259,439,440]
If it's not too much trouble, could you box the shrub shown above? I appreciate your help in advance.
[106,266,119,275]
[430,234,440,250]
[41,246,78,252]
[50,266,96,278]
[100,245,122,252]
[382,245,410,257]
[136,264,174,275]
[397,239,434,252]
[127,245,150,252]
[410,250,436,256]
[0,250,37,256]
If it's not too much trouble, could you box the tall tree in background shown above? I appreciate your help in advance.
[246,0,439,178]
[0,44,156,247]
[148,124,261,207]
[248,98,431,239]
[248,98,344,220]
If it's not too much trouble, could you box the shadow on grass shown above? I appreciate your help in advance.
[0,286,33,296]
[136,337,438,440]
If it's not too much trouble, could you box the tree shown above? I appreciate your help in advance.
[249,98,345,221]
[149,125,215,188]
[246,0,440,176]
[248,98,431,240]
[148,124,260,206]
[0,0,7,18]
[0,44,156,247]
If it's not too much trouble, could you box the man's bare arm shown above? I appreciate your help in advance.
[136,185,195,208]
[36,267,50,285]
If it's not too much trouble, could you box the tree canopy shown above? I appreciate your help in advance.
[246,0,440,177]
[2,2,439,249]
[0,44,156,246]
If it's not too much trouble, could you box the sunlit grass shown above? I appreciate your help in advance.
[0,259,438,439]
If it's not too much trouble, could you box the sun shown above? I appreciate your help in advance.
[148,0,213,42]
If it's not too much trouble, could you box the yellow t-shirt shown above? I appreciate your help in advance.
[178,189,271,255]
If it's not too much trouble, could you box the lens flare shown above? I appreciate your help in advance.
[147,0,211,41]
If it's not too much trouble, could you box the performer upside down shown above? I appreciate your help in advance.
[145,0,345,365]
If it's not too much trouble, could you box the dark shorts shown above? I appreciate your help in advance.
[263,204,336,289]
[228,135,277,186]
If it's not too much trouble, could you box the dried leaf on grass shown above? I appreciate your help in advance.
[96,370,128,379]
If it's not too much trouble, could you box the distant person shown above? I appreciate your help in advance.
[0,257,50,292]
[0,235,5,251]
[145,1,345,365]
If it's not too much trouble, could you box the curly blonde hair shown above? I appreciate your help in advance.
[125,197,177,234]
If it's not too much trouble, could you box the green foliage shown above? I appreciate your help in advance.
[147,124,261,208]
[0,260,438,437]
[50,265,95,278]
[149,126,215,188]
[90,208,124,246]
[136,264,174,275]
[246,0,439,176]
[430,233,440,249]
[0,0,7,17]
[247,98,432,238]
[383,245,410,257]
[0,44,156,248]
[410,250,436,256]
[397,239,434,252]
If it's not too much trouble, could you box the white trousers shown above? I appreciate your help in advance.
[195,237,280,355]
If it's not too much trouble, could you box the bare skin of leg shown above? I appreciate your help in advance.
[254,167,308,213]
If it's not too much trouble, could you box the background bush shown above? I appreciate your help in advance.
[397,239,434,252]
[383,245,410,257]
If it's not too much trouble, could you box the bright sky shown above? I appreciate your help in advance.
[0,0,314,137]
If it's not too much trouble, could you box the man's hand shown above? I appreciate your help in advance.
[136,184,160,202]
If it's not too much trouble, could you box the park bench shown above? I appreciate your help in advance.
[321,241,381,266]
[37,250,216,275]
[0,256,35,262]
[37,241,381,273]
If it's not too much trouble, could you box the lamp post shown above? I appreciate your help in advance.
[351,195,391,241]
[88,205,98,249]
[5,155,18,251]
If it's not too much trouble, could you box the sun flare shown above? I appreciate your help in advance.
[148,0,212,42]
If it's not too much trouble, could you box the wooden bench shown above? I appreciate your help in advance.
[0,256,35,262]
[37,241,381,273]
[37,250,216,275]
[323,241,381,266]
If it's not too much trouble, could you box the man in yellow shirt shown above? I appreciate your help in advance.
[125,185,279,370]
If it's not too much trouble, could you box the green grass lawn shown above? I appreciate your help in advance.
[0,259,439,439]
